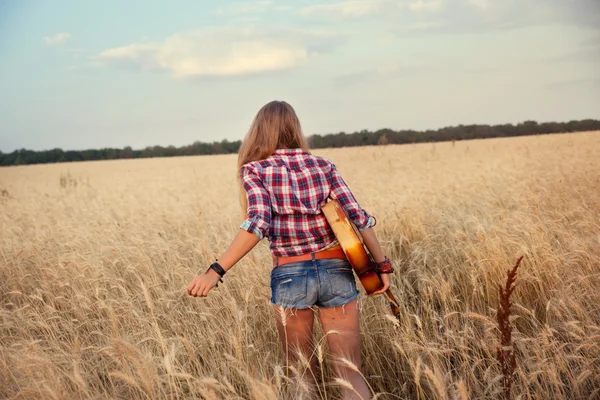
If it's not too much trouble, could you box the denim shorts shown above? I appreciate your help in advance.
[270,257,359,309]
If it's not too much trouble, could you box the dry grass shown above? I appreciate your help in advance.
[1,132,599,399]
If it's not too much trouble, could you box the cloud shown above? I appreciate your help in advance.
[408,0,443,12]
[300,0,600,33]
[549,1,599,26]
[545,78,600,89]
[463,0,600,29]
[391,0,600,36]
[466,0,489,9]
[332,61,436,86]
[216,0,273,15]
[299,1,396,19]
[545,34,600,64]
[298,0,444,19]
[93,28,341,78]
[43,32,71,46]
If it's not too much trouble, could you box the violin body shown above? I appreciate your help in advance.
[321,200,384,295]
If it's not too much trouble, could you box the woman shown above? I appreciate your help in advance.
[187,101,393,400]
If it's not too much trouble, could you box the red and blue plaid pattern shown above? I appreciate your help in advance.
[240,148,375,257]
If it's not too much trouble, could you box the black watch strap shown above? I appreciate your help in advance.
[209,262,226,277]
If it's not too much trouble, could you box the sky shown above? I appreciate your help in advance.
[0,0,599,152]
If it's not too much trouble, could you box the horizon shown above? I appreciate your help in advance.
[2,117,598,154]
[1,0,599,153]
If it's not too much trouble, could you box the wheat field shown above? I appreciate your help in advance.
[1,132,599,399]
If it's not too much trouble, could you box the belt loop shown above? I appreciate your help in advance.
[311,252,316,262]
[275,256,279,267]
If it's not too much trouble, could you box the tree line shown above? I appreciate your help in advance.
[2,119,599,166]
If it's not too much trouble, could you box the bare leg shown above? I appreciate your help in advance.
[272,305,317,395]
[318,299,371,400]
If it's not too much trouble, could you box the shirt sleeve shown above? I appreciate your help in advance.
[328,163,376,231]
[239,165,272,240]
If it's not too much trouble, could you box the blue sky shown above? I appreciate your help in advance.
[1,0,599,152]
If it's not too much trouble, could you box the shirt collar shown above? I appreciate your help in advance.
[274,148,306,155]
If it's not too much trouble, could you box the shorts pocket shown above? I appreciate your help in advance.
[326,268,356,297]
[272,271,308,304]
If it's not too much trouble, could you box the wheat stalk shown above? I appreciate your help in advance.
[496,255,523,400]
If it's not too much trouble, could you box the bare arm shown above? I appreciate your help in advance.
[216,229,261,271]
[360,226,392,296]
[360,226,386,263]
[187,229,260,297]
[188,166,270,298]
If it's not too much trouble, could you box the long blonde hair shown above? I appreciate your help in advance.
[237,101,310,213]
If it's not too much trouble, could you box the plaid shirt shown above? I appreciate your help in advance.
[240,148,376,257]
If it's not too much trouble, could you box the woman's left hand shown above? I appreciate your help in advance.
[369,273,390,296]
[187,269,221,297]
